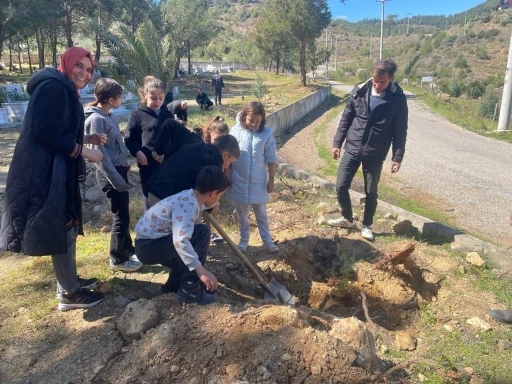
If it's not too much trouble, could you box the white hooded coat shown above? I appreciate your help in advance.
[225,113,278,205]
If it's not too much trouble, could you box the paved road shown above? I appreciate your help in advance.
[325,81,512,247]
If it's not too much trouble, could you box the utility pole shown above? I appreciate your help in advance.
[370,34,373,59]
[406,13,412,35]
[325,28,328,79]
[375,0,391,60]
[464,12,467,37]
[497,32,512,131]
[335,34,338,71]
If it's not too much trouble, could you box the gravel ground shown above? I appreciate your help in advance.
[280,81,512,248]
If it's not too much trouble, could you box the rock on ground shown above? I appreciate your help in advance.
[117,298,160,342]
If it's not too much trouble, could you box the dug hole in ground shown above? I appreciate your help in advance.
[0,145,511,383]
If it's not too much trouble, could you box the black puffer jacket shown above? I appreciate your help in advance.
[124,104,174,169]
[333,80,408,163]
[0,68,85,256]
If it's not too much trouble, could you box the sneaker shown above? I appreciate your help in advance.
[210,233,225,245]
[161,284,178,294]
[129,254,141,263]
[58,288,104,312]
[110,259,143,272]
[237,241,248,253]
[207,249,214,258]
[327,217,355,228]
[177,281,217,305]
[361,226,375,241]
[77,276,98,290]
[264,241,279,253]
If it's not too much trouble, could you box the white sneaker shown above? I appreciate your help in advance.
[130,254,141,263]
[264,241,279,253]
[361,226,374,241]
[327,217,355,228]
[110,259,143,272]
[237,241,248,253]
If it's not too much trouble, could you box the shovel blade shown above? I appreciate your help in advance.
[263,277,295,305]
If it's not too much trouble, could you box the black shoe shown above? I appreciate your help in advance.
[210,233,224,245]
[77,276,98,290]
[489,310,512,324]
[58,288,104,312]
[177,281,216,305]
[161,283,178,294]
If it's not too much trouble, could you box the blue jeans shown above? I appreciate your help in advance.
[135,224,210,292]
[335,151,383,227]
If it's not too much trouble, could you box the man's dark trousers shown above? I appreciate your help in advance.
[335,151,383,227]
[214,90,222,105]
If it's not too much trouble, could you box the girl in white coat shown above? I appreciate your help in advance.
[225,102,279,253]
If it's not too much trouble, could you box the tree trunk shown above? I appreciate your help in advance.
[174,48,181,79]
[36,28,44,68]
[17,40,23,74]
[282,55,285,74]
[8,39,12,71]
[0,23,6,62]
[299,40,307,86]
[50,26,58,67]
[95,1,102,63]
[26,38,33,75]
[187,41,192,74]
[275,50,280,75]
[65,12,73,47]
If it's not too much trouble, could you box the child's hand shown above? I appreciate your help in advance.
[267,178,275,193]
[82,147,103,163]
[152,151,163,163]
[195,266,218,291]
[212,205,220,215]
[136,150,148,166]
[84,133,107,146]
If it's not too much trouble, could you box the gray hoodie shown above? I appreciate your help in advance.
[84,106,131,192]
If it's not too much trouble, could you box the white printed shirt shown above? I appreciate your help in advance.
[135,189,202,271]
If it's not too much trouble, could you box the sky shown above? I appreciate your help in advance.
[328,0,488,22]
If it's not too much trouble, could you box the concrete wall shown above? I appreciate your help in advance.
[266,85,331,137]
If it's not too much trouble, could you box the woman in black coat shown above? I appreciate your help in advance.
[0,47,106,311]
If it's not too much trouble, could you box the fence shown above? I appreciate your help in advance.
[266,85,332,137]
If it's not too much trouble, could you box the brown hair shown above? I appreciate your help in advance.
[138,76,165,102]
[87,78,123,107]
[202,116,229,144]
[239,101,266,133]
[372,59,397,77]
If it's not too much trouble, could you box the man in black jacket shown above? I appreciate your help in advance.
[329,59,408,241]
[168,100,188,124]
[211,70,225,105]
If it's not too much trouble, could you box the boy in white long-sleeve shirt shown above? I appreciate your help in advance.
[135,166,230,304]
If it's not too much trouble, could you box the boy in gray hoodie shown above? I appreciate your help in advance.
[85,78,143,273]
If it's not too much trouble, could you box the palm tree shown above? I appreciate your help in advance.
[99,19,174,94]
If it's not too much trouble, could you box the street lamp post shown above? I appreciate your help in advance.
[375,0,391,60]
[406,13,412,35]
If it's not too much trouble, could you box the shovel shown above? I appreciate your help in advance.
[203,212,295,305]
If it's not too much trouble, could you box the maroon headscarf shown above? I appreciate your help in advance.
[58,47,94,90]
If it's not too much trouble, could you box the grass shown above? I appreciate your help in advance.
[313,89,349,177]
[402,85,512,144]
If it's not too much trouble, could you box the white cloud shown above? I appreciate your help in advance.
[334,15,347,20]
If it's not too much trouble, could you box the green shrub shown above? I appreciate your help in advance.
[455,55,468,68]
[478,86,499,118]
[476,46,490,60]
[250,73,268,100]
[448,78,463,97]
[467,80,486,99]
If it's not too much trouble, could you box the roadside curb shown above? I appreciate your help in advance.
[277,162,512,272]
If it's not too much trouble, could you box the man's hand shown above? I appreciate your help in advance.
[332,148,341,160]
[195,265,218,291]
[267,178,275,193]
[136,150,148,166]
[85,133,107,146]
[152,151,163,163]
[391,162,401,173]
[82,147,103,163]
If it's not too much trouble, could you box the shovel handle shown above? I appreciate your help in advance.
[202,212,275,296]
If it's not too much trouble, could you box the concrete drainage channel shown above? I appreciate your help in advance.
[277,162,512,273]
